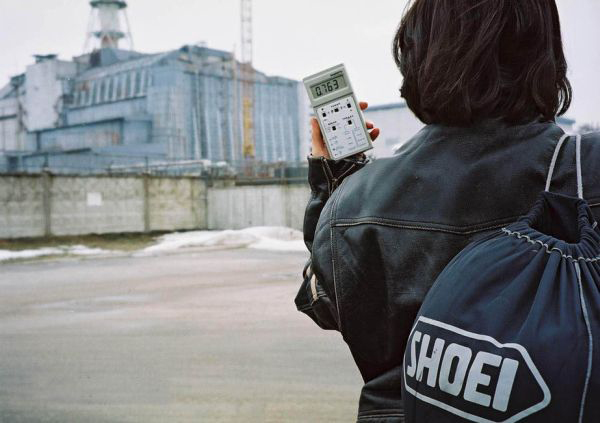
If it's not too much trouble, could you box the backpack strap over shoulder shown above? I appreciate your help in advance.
[545,133,583,199]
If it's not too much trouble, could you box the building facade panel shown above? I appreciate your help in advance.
[0,45,305,172]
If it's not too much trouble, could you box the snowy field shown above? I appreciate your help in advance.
[0,226,307,262]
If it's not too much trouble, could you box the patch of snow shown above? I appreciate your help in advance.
[0,227,307,262]
[0,248,62,261]
[67,245,113,256]
[140,226,306,255]
[0,245,114,262]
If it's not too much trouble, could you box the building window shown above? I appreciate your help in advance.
[116,74,123,99]
[114,76,120,100]
[107,77,114,101]
[125,72,132,98]
[84,82,90,106]
[99,79,106,102]
[73,90,80,107]
[134,71,142,95]
[81,84,89,106]
[96,80,102,103]
[140,70,146,94]
[91,81,98,104]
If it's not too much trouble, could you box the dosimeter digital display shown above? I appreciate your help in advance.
[310,75,347,98]
[303,64,373,161]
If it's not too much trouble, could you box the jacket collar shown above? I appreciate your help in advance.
[419,115,560,142]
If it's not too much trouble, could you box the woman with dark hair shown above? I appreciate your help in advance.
[295,1,600,422]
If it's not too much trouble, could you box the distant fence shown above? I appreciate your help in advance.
[0,173,207,239]
[0,151,309,180]
[208,185,310,230]
[0,173,311,239]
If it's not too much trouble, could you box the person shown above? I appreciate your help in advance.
[294,1,600,422]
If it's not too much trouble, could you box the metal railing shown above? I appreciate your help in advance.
[0,151,309,182]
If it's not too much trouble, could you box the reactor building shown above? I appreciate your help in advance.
[0,0,307,173]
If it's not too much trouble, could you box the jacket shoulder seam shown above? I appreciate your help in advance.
[331,200,600,234]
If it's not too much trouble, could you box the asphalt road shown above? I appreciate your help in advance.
[0,248,362,422]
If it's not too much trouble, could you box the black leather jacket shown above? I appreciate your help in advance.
[294,117,600,422]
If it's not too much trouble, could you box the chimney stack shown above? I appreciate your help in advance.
[85,0,133,51]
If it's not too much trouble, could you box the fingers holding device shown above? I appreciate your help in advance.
[303,64,378,160]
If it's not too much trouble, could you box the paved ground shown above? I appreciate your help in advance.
[0,248,362,422]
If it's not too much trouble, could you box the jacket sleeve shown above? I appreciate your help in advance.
[294,153,369,331]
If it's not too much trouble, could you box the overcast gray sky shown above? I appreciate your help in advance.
[1,0,598,125]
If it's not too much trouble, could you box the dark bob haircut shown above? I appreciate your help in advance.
[393,0,572,126]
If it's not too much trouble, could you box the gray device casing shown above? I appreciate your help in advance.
[303,64,373,161]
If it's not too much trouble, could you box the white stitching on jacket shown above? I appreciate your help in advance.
[501,227,600,262]
[329,175,350,332]
[334,219,509,235]
[329,200,600,235]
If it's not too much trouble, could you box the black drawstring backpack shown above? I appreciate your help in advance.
[402,133,600,422]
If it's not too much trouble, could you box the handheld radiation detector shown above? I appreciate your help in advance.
[303,64,373,161]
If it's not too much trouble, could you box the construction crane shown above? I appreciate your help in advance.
[240,0,255,160]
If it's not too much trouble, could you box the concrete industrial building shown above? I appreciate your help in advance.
[363,102,577,159]
[0,1,306,174]
[363,103,425,159]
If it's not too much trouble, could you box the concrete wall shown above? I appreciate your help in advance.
[0,174,309,238]
[147,177,206,231]
[50,175,145,236]
[0,175,46,238]
[0,174,207,239]
[207,185,310,231]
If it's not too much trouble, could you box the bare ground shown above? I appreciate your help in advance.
[0,248,362,422]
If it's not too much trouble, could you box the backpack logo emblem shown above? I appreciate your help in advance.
[403,316,551,422]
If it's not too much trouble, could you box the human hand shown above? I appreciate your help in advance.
[310,101,380,159]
